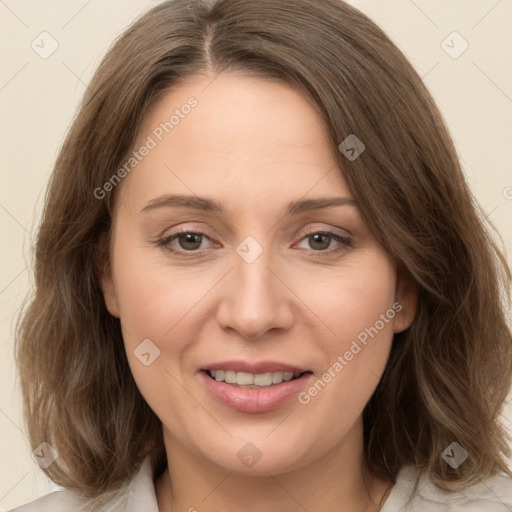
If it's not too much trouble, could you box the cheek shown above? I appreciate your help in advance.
[110,238,225,408]
[111,242,205,422]
[303,256,397,345]
[111,236,206,342]
[297,257,397,407]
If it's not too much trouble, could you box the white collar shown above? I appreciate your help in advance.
[123,457,512,511]
[126,457,159,512]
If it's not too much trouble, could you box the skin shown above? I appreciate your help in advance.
[101,72,417,512]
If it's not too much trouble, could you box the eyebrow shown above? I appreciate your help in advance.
[140,194,357,216]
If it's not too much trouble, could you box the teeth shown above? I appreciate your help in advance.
[209,370,302,387]
[236,372,254,386]
[225,370,237,384]
[253,372,273,386]
[272,372,284,384]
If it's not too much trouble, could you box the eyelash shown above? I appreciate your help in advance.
[154,228,352,258]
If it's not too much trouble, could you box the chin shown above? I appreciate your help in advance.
[199,435,315,476]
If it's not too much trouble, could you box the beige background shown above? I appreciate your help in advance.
[1,0,511,509]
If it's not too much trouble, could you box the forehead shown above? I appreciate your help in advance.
[117,72,352,215]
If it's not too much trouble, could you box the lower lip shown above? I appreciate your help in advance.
[200,371,313,413]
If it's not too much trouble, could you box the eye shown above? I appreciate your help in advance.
[156,231,215,257]
[155,228,352,258]
[295,231,351,255]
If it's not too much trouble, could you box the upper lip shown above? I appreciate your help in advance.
[201,360,310,374]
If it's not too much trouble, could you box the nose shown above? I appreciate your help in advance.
[215,245,294,340]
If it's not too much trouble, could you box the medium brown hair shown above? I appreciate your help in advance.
[16,0,512,501]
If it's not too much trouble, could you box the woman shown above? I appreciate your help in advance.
[11,0,512,510]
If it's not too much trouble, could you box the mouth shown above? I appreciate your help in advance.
[202,369,310,388]
[198,362,314,413]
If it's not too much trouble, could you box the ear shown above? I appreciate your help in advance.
[100,263,121,318]
[393,267,417,333]
[96,232,120,318]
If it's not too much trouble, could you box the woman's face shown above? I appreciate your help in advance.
[101,72,415,475]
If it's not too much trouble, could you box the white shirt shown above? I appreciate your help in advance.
[9,457,512,511]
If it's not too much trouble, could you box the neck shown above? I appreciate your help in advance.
[155,417,393,512]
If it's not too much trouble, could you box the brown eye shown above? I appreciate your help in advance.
[175,233,204,251]
[157,231,213,257]
[307,233,331,251]
[296,231,351,254]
